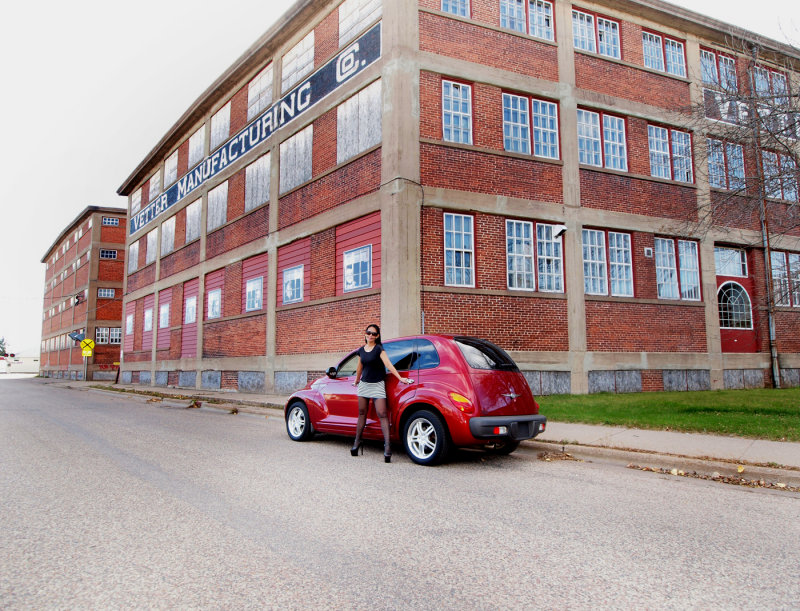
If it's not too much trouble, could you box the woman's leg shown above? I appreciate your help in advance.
[374,398,391,455]
[353,396,369,449]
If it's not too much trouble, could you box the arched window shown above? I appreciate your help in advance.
[718,282,752,329]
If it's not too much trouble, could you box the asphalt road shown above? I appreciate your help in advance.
[2,378,798,609]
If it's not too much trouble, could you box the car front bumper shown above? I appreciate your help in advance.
[469,415,547,441]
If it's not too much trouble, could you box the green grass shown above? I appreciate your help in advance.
[537,388,800,442]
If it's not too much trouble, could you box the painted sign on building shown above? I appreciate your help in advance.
[130,22,383,235]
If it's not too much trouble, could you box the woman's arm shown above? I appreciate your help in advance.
[352,359,363,386]
[380,351,413,384]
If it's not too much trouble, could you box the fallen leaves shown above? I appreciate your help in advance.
[628,464,799,492]
[538,451,582,462]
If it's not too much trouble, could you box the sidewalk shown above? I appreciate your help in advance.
[53,379,800,473]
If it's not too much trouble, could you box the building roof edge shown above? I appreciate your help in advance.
[41,205,127,263]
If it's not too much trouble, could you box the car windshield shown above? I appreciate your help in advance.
[454,337,518,371]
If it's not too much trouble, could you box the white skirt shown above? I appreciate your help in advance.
[357,380,386,399]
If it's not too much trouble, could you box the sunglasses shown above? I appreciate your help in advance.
[365,330,379,336]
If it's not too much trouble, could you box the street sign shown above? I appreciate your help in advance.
[82,349,93,357]
[80,339,95,351]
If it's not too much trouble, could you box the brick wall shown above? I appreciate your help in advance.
[160,241,201,280]
[203,314,267,357]
[206,206,269,259]
[127,263,156,293]
[98,259,125,282]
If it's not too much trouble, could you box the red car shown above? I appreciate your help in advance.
[284,335,546,465]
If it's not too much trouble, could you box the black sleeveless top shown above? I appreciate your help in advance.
[358,344,385,383]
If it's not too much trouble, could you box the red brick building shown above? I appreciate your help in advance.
[40,206,127,380]
[117,0,800,394]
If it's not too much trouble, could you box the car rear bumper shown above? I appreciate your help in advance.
[469,415,547,441]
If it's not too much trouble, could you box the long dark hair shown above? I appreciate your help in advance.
[364,323,382,345]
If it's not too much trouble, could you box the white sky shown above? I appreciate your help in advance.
[0,0,797,356]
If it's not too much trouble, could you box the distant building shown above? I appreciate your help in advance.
[40,206,127,380]
[117,0,800,395]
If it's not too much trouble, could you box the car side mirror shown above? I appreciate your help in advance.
[326,366,337,379]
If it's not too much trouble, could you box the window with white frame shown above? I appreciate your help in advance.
[159,303,170,329]
[503,94,559,159]
[125,313,133,335]
[184,296,197,324]
[279,125,313,193]
[442,81,472,145]
[707,139,745,191]
[102,217,119,226]
[529,0,554,40]
[572,10,595,52]
[164,150,178,186]
[753,66,790,106]
[506,220,535,290]
[131,188,142,214]
[582,229,632,297]
[207,181,229,232]
[110,327,122,344]
[531,99,559,159]
[761,150,798,202]
[98,288,115,298]
[441,0,469,17]
[143,308,153,332]
[339,0,382,47]
[282,31,315,93]
[642,32,685,77]
[648,125,693,183]
[99,249,117,260]
[188,127,205,169]
[149,170,161,202]
[596,16,620,59]
[161,216,175,256]
[500,0,526,32]
[344,245,372,292]
[283,265,304,304]
[771,251,800,307]
[577,110,627,170]
[245,153,271,212]
[95,327,109,344]
[185,199,201,242]
[207,289,221,319]
[145,229,158,265]
[247,64,273,121]
[245,277,263,312]
[444,213,474,287]
[582,229,607,295]
[572,10,619,59]
[503,93,530,154]
[718,282,752,329]
[128,242,139,273]
[700,49,737,92]
[210,102,231,151]
[337,79,382,163]
[536,223,564,292]
[654,237,700,300]
[714,247,747,277]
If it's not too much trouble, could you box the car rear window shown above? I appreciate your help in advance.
[454,337,518,371]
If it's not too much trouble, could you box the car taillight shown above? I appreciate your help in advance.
[493,426,508,435]
[449,392,473,413]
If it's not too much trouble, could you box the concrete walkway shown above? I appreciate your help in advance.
[47,378,800,472]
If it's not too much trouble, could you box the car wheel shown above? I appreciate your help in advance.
[286,401,313,441]
[484,440,520,455]
[403,410,449,466]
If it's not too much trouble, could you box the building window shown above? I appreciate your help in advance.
[283,265,304,304]
[506,220,534,290]
[648,125,693,182]
[282,31,315,93]
[700,49,737,92]
[582,229,633,297]
[185,199,201,242]
[577,109,627,170]
[149,170,161,202]
[339,0,382,47]
[707,139,745,191]
[109,328,122,344]
[337,80,382,163]
[207,181,229,232]
[207,289,221,319]
[99,249,117,260]
[188,127,205,169]
[145,229,158,265]
[753,66,790,105]
[164,150,178,187]
[161,216,175,256]
[529,0,554,40]
[184,296,197,324]
[442,81,472,145]
[444,213,474,287]
[141,308,152,333]
[654,238,700,301]
[279,125,313,194]
[245,153,271,212]
[98,288,115,298]
[572,10,620,59]
[441,0,469,17]
[128,242,139,273]
[500,0,526,32]
[210,102,231,151]
[531,99,559,159]
[159,303,170,328]
[343,245,372,292]
[126,314,134,335]
[536,224,564,292]
[502,93,530,154]
[715,247,748,277]
[247,64,273,121]
[95,327,109,344]
[718,282,752,329]
[771,251,800,307]
[503,95,559,159]
[131,188,142,215]
[642,32,686,77]
[761,151,798,202]
[245,277,263,312]
[102,217,119,226]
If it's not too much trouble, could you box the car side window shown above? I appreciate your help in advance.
[412,339,440,370]
[336,352,360,377]
[382,340,416,371]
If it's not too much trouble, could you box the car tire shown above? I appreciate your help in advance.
[484,440,520,455]
[286,401,313,441]
[403,410,449,466]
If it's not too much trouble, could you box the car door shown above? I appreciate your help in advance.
[319,351,361,433]
[365,339,418,436]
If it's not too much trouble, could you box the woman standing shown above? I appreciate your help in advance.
[351,324,413,462]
